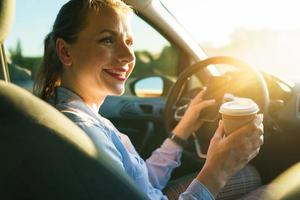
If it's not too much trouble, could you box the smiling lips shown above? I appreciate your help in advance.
[103,68,128,81]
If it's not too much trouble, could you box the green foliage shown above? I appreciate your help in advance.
[9,39,23,63]
[8,39,42,79]
[132,45,178,78]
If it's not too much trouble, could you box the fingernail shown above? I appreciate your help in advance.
[255,114,263,126]
[259,114,264,121]
[219,120,223,126]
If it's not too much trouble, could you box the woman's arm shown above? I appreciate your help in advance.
[145,138,183,189]
[145,90,215,189]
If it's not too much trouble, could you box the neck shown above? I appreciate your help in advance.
[61,80,106,111]
[86,102,102,114]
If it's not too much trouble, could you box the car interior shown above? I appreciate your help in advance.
[0,0,148,199]
[1,0,300,199]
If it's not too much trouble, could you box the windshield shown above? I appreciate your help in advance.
[162,0,300,81]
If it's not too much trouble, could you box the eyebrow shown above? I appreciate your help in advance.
[98,29,133,38]
[98,29,118,35]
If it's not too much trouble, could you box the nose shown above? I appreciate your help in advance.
[116,41,135,65]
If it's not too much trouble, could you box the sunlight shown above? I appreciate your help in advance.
[162,0,300,80]
[5,0,300,81]
[163,0,300,46]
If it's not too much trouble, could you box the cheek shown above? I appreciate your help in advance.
[95,48,112,62]
[74,44,112,66]
[77,50,112,76]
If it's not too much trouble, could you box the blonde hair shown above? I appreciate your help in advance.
[33,0,132,100]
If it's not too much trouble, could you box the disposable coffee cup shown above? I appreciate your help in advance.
[219,98,259,136]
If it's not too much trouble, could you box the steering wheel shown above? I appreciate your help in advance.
[165,56,270,157]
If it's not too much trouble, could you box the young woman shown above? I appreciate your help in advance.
[34,0,264,199]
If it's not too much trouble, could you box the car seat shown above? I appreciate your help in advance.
[0,0,148,199]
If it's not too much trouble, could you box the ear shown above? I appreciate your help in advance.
[56,38,72,66]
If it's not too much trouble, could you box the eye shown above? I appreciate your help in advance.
[98,36,114,45]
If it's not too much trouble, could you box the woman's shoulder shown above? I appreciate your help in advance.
[59,106,98,124]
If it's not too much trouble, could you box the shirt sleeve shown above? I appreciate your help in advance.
[61,110,214,200]
[146,138,215,200]
[145,138,183,190]
[179,179,215,200]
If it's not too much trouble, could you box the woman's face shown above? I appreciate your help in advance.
[63,6,135,103]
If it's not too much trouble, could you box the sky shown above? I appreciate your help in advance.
[7,0,300,55]
[164,0,300,47]
[5,0,166,56]
[6,0,68,56]
[5,0,300,79]
[163,0,300,80]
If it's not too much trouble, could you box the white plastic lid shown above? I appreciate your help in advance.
[219,98,259,116]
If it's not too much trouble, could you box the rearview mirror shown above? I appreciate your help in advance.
[132,76,163,97]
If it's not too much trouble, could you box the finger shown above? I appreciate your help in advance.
[255,124,264,136]
[243,132,264,154]
[251,114,264,130]
[240,146,261,163]
[254,114,263,126]
[252,119,264,137]
[246,124,263,140]
[248,147,260,161]
[258,113,264,121]
[196,99,216,111]
[251,133,264,147]
[248,134,264,151]
[213,120,225,139]
[191,88,207,104]
[259,134,264,146]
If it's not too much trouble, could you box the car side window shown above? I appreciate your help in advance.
[5,4,179,96]
[6,41,35,92]
[124,14,179,97]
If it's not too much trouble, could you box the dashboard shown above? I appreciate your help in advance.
[262,72,300,131]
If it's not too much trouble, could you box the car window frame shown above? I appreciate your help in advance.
[0,44,10,82]
[135,13,192,77]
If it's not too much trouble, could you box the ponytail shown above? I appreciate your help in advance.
[33,33,62,100]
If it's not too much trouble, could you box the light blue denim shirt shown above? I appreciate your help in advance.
[50,87,214,200]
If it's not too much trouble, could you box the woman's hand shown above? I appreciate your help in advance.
[172,89,216,140]
[196,114,264,197]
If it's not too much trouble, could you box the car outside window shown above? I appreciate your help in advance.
[5,1,179,97]
[124,14,179,96]
[162,0,300,82]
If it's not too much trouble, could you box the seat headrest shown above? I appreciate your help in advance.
[0,0,15,43]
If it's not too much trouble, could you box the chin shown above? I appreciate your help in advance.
[109,87,125,96]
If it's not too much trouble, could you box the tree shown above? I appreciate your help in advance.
[9,39,24,65]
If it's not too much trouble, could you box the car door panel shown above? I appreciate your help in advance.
[100,95,167,157]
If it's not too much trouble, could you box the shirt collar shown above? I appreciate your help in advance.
[52,86,101,120]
